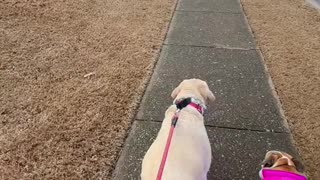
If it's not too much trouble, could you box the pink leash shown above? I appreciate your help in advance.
[156,98,205,180]
[156,110,180,180]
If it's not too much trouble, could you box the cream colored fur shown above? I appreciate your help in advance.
[141,79,215,180]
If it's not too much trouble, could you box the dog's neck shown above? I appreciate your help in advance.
[175,91,206,103]
[173,97,206,115]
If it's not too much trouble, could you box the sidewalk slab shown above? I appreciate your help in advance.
[177,0,242,13]
[112,121,159,180]
[113,121,298,180]
[136,46,288,132]
[164,11,255,49]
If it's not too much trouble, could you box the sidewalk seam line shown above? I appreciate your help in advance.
[135,119,289,134]
[175,10,242,14]
[204,124,290,134]
[163,43,258,50]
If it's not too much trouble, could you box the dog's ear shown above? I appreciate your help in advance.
[261,157,274,168]
[206,89,215,102]
[199,82,215,102]
[171,86,181,99]
[292,158,305,173]
[261,151,276,168]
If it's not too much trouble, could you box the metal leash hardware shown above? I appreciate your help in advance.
[171,109,180,127]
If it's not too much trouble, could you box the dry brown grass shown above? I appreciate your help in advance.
[0,0,174,179]
[241,0,320,179]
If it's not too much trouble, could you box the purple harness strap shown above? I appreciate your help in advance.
[260,169,308,180]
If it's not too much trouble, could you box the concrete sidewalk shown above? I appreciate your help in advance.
[113,0,300,179]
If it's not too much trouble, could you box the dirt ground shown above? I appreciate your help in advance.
[241,0,320,179]
[0,0,174,179]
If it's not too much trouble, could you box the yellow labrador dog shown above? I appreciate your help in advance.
[141,79,215,180]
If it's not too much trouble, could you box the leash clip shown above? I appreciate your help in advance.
[171,109,180,126]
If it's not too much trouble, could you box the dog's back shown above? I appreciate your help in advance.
[141,106,211,180]
[141,79,214,180]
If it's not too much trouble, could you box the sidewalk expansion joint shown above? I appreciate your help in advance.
[135,118,289,134]
[204,124,290,134]
[136,118,162,122]
[175,10,242,14]
[163,43,259,50]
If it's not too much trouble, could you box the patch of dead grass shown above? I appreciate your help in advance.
[0,0,174,179]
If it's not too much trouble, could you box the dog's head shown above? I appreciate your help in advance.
[171,79,215,104]
[261,150,305,174]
